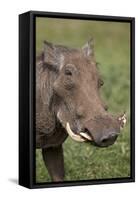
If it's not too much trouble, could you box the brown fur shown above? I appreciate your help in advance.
[36,40,121,181]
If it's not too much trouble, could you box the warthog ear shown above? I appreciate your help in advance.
[43,40,63,68]
[82,38,94,57]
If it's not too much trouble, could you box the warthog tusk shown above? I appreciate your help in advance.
[122,113,127,125]
[118,113,127,128]
[79,132,93,141]
[66,122,86,142]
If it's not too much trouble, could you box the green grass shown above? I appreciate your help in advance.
[36,18,130,182]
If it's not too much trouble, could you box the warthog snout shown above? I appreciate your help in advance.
[65,114,126,147]
[82,114,126,147]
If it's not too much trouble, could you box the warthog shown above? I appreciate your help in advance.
[36,39,126,182]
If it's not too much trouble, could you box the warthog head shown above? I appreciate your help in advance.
[39,39,126,147]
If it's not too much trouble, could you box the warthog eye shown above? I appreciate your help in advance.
[65,68,72,76]
[64,64,77,77]
[98,79,104,87]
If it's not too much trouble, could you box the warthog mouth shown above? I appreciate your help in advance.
[66,122,93,142]
[65,113,127,143]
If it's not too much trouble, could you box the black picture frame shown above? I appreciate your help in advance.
[19,10,135,189]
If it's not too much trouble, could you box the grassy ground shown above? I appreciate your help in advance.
[36,18,130,182]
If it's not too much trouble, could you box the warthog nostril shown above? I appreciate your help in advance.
[101,137,109,144]
[100,133,118,146]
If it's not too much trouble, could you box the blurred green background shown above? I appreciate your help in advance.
[36,17,130,182]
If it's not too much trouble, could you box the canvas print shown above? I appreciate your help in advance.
[35,17,130,183]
